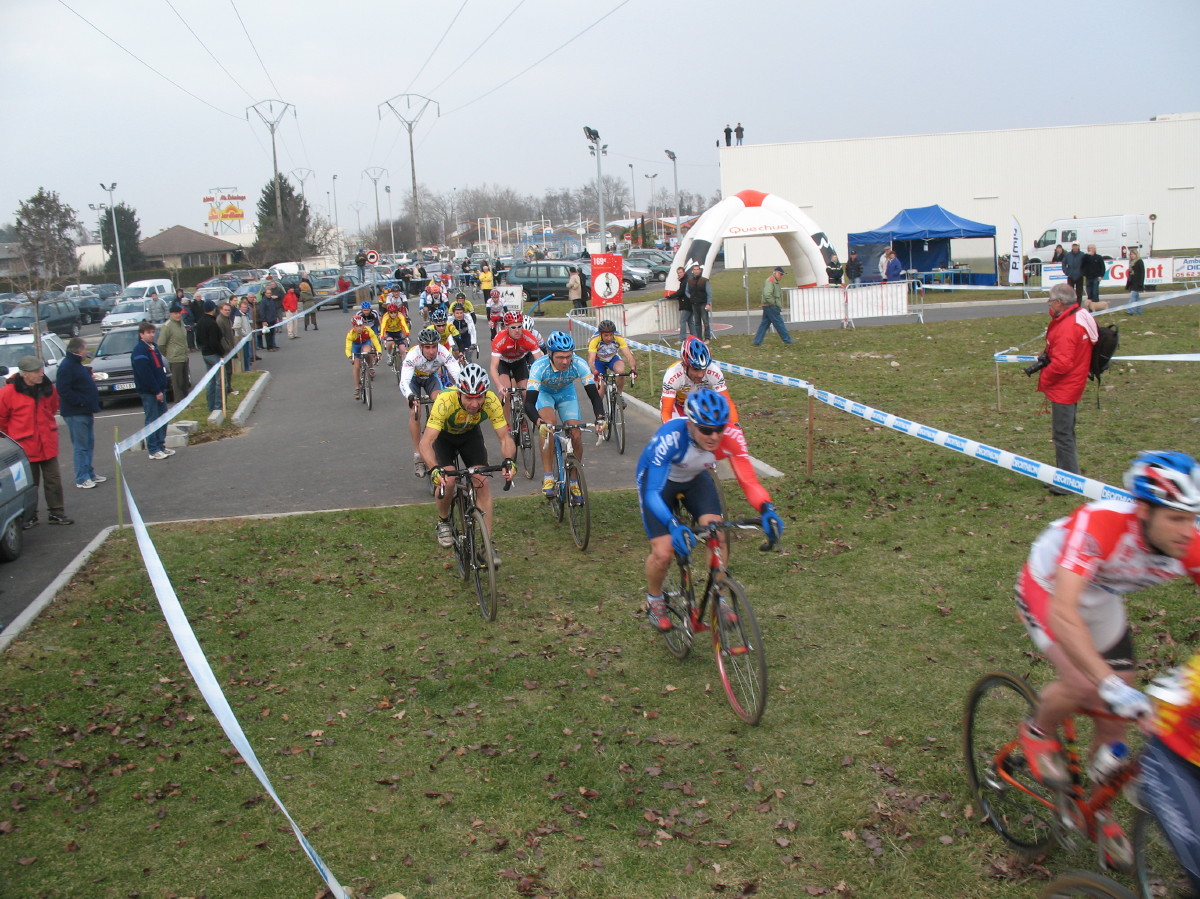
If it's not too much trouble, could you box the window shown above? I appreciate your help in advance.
[1061,230,1077,243]
[1034,229,1056,249]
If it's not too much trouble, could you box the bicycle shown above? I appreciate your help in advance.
[540,422,601,550]
[659,517,775,725]
[384,339,406,385]
[1038,871,1136,898]
[357,351,378,410]
[599,368,635,455]
[503,387,537,480]
[434,463,510,621]
[963,671,1187,895]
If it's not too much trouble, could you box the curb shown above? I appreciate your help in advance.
[233,371,272,427]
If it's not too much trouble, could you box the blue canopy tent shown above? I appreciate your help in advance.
[848,205,998,285]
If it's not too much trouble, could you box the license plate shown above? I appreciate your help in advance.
[112,382,134,391]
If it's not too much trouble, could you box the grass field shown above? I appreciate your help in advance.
[2,303,1198,898]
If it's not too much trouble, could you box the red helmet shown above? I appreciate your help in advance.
[489,289,500,299]
[386,302,398,313]
[502,310,522,326]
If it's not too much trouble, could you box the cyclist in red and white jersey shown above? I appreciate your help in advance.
[488,310,542,410]
[1016,452,1200,796]
[660,337,739,427]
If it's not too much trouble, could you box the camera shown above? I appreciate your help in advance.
[1024,354,1050,377]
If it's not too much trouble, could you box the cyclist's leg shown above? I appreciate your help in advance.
[457,429,493,531]
[431,433,458,521]
[352,353,362,393]
[639,472,679,630]
[1038,630,1136,751]
[407,375,428,453]
[536,395,561,490]
[681,472,725,557]
[611,357,628,393]
[1140,736,1200,894]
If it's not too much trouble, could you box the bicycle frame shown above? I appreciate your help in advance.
[437,463,510,621]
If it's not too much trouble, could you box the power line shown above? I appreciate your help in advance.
[442,0,631,116]
[426,0,527,96]
[404,0,470,95]
[56,0,242,120]
[162,0,254,101]
[229,0,282,97]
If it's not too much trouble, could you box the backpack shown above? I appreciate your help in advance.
[1089,322,1119,384]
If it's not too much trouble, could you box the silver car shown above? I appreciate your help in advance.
[0,332,69,382]
[100,297,170,334]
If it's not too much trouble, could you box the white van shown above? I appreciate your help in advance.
[268,261,305,280]
[117,278,175,302]
[1027,215,1152,263]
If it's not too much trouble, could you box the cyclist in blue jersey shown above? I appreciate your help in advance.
[524,331,606,498]
[636,388,784,631]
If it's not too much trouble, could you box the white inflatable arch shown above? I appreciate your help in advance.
[666,189,832,292]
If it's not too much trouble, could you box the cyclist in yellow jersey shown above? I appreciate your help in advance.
[420,364,516,563]
[586,318,638,403]
[379,303,410,354]
[428,307,459,351]
[344,315,382,399]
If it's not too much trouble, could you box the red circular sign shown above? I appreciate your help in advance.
[366,250,380,265]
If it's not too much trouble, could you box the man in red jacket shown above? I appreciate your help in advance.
[1037,283,1097,494]
[0,356,73,527]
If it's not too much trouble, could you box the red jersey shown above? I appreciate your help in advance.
[491,329,540,363]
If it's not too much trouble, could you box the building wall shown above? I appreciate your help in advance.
[718,115,1200,270]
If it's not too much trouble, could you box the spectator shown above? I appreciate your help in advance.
[180,295,197,351]
[282,286,299,340]
[0,356,72,526]
[196,300,224,413]
[567,267,584,311]
[159,302,192,405]
[1050,243,1066,264]
[845,250,864,285]
[734,122,744,145]
[55,338,104,491]
[355,249,368,281]
[130,322,173,461]
[753,267,794,346]
[300,274,318,331]
[885,249,903,283]
[1081,243,1107,309]
[723,124,732,147]
[216,302,238,395]
[878,249,890,281]
[1036,283,1097,493]
[336,273,352,313]
[670,266,691,343]
[685,263,713,341]
[826,254,844,286]
[1062,242,1085,303]
[233,297,255,372]
[259,284,281,351]
[1125,248,1146,315]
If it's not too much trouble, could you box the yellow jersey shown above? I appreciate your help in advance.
[587,333,628,361]
[426,387,507,436]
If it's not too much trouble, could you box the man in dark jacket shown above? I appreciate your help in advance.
[1061,242,1085,302]
[196,300,225,413]
[0,356,72,526]
[826,254,844,286]
[56,337,105,489]
[259,284,281,351]
[685,263,713,341]
[131,322,172,460]
[845,250,864,285]
[1081,243,1107,308]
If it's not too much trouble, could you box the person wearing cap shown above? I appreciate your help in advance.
[684,263,713,341]
[56,337,105,490]
[196,299,224,413]
[845,250,864,285]
[0,356,73,526]
[1062,242,1086,303]
[753,267,794,346]
[131,321,173,461]
[159,302,192,405]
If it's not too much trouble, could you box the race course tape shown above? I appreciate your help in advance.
[624,337,1129,502]
[993,353,1200,364]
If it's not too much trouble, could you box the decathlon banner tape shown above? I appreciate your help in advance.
[994,352,1200,364]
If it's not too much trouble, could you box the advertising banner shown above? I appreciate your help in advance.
[590,253,624,306]
[1008,217,1024,285]
[1041,258,1173,288]
[203,190,246,222]
[1173,256,1200,282]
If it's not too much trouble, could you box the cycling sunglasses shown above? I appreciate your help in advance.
[695,424,726,436]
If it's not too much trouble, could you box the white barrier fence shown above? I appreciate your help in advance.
[784,281,922,327]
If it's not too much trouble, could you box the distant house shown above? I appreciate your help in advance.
[0,243,29,279]
[140,226,239,269]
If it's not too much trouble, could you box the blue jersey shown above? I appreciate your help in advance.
[528,354,593,394]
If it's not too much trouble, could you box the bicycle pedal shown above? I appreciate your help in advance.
[725,645,749,656]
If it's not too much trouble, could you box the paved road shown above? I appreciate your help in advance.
[3,288,1195,631]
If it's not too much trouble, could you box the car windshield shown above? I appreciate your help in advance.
[3,306,35,321]
[110,301,146,315]
[94,329,140,357]
[0,342,38,368]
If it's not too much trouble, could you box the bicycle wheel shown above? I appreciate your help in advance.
[1133,808,1192,899]
[363,366,373,410]
[602,385,615,442]
[518,417,537,480]
[1039,871,1137,898]
[711,577,768,725]
[660,558,695,660]
[469,509,498,622]
[565,458,590,550]
[449,493,467,580]
[612,391,626,454]
[963,671,1056,856]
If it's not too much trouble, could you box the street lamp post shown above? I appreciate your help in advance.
[628,163,637,217]
[665,150,680,247]
[644,173,658,242]
[331,174,341,261]
[384,186,396,256]
[584,127,607,252]
[97,182,125,287]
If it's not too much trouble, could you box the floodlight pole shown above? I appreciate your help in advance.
[379,94,439,249]
[644,173,658,240]
[97,182,125,287]
[665,150,680,246]
[331,174,341,260]
[585,127,607,252]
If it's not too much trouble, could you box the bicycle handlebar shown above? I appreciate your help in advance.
[693,517,778,553]
[540,422,604,451]
[433,463,513,498]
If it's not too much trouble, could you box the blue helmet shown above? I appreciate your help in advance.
[546,331,574,352]
[682,337,711,369]
[360,301,372,310]
[1124,452,1200,513]
[685,388,730,429]
[430,307,448,324]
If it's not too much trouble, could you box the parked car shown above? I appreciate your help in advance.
[63,288,108,323]
[575,261,648,292]
[100,296,169,334]
[0,331,69,383]
[224,270,258,283]
[194,286,234,307]
[0,299,82,337]
[89,325,173,408]
[627,248,673,266]
[195,275,240,293]
[0,432,37,561]
[90,283,123,301]
[504,262,588,302]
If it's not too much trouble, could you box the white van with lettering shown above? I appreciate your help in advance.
[1027,215,1152,264]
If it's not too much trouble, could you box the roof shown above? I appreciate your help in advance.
[848,205,995,243]
[139,225,239,256]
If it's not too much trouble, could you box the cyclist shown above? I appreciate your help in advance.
[637,389,782,632]
[489,310,543,417]
[357,299,381,335]
[449,302,478,362]
[420,363,516,564]
[420,281,444,322]
[660,337,739,427]
[524,331,606,499]
[486,289,505,339]
[400,327,464,478]
[344,314,382,400]
[523,315,547,355]
[587,319,638,405]
[1015,452,1200,860]
[452,290,477,327]
[387,282,410,319]
[379,302,410,359]
[428,307,459,354]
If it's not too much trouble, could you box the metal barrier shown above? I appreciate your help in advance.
[565,301,672,344]
[784,281,922,328]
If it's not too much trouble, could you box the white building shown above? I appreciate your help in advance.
[719,113,1200,269]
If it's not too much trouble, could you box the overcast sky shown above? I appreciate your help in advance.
[3,0,1197,239]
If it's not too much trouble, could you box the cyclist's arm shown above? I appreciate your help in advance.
[368,330,382,353]
[1047,567,1116,687]
[659,389,675,423]
[586,350,598,371]
[442,351,463,384]
[620,345,637,373]
[640,431,683,527]
[583,382,604,419]
[720,387,740,425]
[398,355,416,398]
[418,420,442,470]
[345,331,356,358]
[717,426,771,512]
[523,386,543,424]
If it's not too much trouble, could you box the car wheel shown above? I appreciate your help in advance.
[69,323,81,337]
[80,312,91,325]
[623,279,634,292]
[655,272,667,282]
[0,516,21,562]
